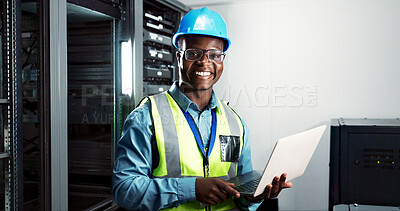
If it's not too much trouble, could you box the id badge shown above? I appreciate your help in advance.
[220,135,240,162]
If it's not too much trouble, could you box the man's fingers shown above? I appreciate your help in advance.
[279,173,287,184]
[264,184,272,199]
[283,181,293,189]
[228,186,241,198]
[277,173,287,193]
[195,177,244,205]
[208,192,222,204]
[219,181,240,198]
[211,186,229,201]
[260,174,293,200]
[271,176,280,195]
[207,198,217,205]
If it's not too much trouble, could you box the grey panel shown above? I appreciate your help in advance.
[50,0,69,210]
[143,29,172,46]
[143,47,173,62]
[144,12,174,26]
[144,66,172,79]
[143,21,173,35]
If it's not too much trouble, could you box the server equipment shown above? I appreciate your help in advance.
[329,118,400,211]
[66,0,189,210]
[141,0,188,96]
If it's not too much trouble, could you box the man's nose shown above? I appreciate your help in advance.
[197,52,211,64]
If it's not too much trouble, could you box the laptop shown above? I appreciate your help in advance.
[227,125,326,197]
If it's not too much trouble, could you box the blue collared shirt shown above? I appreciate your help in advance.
[112,82,256,211]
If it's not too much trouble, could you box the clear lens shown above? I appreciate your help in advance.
[183,49,225,63]
[207,50,224,63]
[185,49,202,60]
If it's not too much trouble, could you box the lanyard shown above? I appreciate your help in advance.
[180,107,217,165]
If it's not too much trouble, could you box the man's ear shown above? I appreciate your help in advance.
[176,51,183,69]
[176,50,181,59]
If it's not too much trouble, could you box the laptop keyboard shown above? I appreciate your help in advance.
[234,178,261,192]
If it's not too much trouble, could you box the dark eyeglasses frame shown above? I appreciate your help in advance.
[179,48,226,63]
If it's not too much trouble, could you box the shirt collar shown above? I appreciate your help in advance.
[168,81,221,113]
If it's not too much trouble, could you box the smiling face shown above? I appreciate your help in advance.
[177,35,224,92]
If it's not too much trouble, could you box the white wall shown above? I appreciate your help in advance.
[183,0,400,210]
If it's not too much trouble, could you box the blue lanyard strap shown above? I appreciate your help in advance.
[180,107,217,165]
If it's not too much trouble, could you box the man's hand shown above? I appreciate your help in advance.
[245,173,292,202]
[195,177,241,205]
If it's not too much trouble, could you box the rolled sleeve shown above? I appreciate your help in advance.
[178,177,197,203]
[237,119,253,176]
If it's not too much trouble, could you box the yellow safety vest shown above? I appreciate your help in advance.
[145,91,244,211]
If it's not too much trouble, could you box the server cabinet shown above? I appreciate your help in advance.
[329,118,400,211]
[140,0,189,97]
[66,1,121,210]
[66,0,189,210]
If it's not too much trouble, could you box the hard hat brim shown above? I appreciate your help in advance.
[173,32,231,52]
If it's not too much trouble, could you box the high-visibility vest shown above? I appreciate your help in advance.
[144,91,245,211]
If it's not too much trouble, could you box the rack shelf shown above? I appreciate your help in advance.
[0,152,10,159]
[0,99,10,104]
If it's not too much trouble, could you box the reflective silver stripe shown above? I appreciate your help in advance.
[152,92,181,177]
[228,162,237,179]
[221,102,241,136]
[221,102,242,178]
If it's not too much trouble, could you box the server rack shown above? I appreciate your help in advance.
[65,1,189,209]
[11,0,53,209]
[1,0,23,210]
[118,0,189,140]
[329,118,400,211]
[139,0,189,98]
[66,1,122,210]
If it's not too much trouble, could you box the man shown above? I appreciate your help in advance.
[112,7,292,211]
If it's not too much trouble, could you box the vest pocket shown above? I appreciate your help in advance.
[219,135,240,162]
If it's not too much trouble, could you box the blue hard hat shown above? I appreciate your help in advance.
[173,7,231,52]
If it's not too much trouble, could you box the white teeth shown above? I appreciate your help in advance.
[195,72,211,76]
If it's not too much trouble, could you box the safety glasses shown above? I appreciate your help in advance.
[180,48,226,63]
